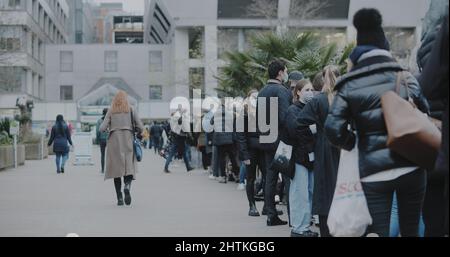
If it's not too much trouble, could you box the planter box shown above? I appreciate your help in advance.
[0,145,25,171]
[25,142,48,160]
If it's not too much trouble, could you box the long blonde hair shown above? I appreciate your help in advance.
[322,65,340,104]
[110,90,131,114]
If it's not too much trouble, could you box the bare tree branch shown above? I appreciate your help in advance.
[289,0,330,21]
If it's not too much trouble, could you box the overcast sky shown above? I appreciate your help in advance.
[91,0,145,13]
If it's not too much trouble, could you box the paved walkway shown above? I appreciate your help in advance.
[0,146,290,237]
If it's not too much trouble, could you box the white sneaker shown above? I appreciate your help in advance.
[237,183,246,191]
[275,195,280,203]
[209,175,216,180]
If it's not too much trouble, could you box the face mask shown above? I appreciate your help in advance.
[301,91,315,104]
[283,72,289,83]
[250,98,257,108]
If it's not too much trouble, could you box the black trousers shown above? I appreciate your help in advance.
[114,175,133,196]
[362,169,426,237]
[217,144,240,178]
[423,173,447,237]
[319,215,331,237]
[263,149,279,219]
[100,141,107,173]
[245,148,267,207]
[199,146,212,170]
[153,137,161,154]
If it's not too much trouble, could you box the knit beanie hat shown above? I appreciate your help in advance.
[353,8,390,50]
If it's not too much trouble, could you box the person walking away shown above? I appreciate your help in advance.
[325,8,430,237]
[164,109,194,173]
[100,91,144,206]
[286,80,318,237]
[48,115,73,174]
[151,123,163,154]
[237,89,268,216]
[257,59,292,226]
[295,67,341,237]
[96,108,109,174]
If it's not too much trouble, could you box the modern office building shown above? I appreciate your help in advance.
[92,2,124,44]
[66,0,96,44]
[0,0,69,117]
[112,15,144,44]
[25,0,432,130]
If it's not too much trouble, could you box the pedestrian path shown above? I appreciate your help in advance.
[0,146,289,237]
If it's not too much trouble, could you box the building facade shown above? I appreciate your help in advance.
[0,0,69,116]
[67,0,96,44]
[34,43,172,128]
[5,0,431,130]
[147,0,430,98]
[92,2,123,44]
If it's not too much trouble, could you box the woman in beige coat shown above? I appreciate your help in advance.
[100,91,144,206]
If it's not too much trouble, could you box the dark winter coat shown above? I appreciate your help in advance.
[237,109,261,161]
[295,94,340,216]
[48,123,73,154]
[256,80,293,151]
[325,52,430,179]
[285,101,315,170]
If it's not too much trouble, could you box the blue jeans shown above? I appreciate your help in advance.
[164,142,191,171]
[55,153,69,173]
[289,164,314,234]
[390,192,425,237]
[239,162,247,184]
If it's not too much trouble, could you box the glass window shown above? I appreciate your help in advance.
[189,68,205,99]
[0,26,24,51]
[104,51,118,72]
[218,28,239,59]
[149,85,163,100]
[288,28,347,49]
[218,0,278,19]
[7,0,22,9]
[385,28,416,66]
[149,51,163,72]
[60,51,73,72]
[290,0,350,19]
[0,67,25,92]
[188,27,204,59]
[60,85,73,101]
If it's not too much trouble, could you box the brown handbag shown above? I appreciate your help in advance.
[381,71,442,170]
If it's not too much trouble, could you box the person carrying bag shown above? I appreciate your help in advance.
[328,143,373,237]
[382,71,442,170]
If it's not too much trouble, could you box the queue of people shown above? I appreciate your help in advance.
[46,6,448,238]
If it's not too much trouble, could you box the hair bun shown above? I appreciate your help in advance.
[353,8,383,31]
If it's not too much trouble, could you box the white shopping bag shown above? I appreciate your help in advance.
[327,145,372,237]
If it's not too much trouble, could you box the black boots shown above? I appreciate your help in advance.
[117,193,124,206]
[248,203,260,217]
[124,183,132,206]
[267,216,288,226]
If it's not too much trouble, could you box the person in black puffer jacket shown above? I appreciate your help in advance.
[324,8,430,237]
[285,79,318,237]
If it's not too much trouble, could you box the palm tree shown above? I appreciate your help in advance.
[217,30,354,97]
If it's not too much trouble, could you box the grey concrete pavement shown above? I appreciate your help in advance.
[0,146,290,237]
